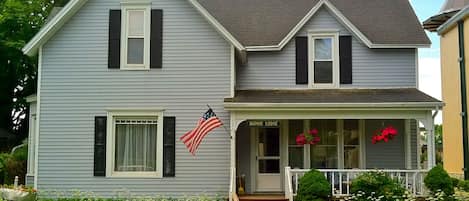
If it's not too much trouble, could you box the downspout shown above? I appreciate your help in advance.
[457,20,469,180]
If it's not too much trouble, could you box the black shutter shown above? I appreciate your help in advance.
[339,36,352,84]
[296,37,308,84]
[108,10,121,69]
[151,9,163,69]
[94,116,107,177]
[163,116,176,177]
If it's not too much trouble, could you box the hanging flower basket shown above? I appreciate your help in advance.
[296,128,321,145]
[372,126,398,144]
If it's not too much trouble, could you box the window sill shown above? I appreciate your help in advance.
[118,67,151,71]
[107,172,163,179]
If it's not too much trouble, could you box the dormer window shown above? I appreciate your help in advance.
[309,32,339,88]
[121,4,151,70]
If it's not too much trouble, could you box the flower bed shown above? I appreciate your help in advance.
[0,186,36,201]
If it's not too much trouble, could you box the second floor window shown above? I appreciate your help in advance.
[309,33,339,88]
[121,5,150,70]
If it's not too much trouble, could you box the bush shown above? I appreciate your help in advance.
[295,169,331,201]
[350,171,407,201]
[457,179,469,192]
[424,165,454,197]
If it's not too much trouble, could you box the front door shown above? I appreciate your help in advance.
[255,127,281,192]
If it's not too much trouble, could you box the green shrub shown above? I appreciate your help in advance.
[458,179,469,192]
[295,169,331,201]
[424,165,454,197]
[350,171,406,201]
[452,177,461,188]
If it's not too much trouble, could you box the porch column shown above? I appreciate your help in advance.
[229,117,236,201]
[422,112,436,169]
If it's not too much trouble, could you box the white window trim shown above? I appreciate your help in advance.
[120,3,151,70]
[106,110,164,178]
[308,32,340,88]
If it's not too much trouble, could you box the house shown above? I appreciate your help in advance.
[423,0,469,178]
[23,0,441,200]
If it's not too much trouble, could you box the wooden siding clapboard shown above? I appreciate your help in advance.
[94,116,106,177]
[163,116,176,177]
[151,10,163,69]
[295,37,308,84]
[39,0,231,196]
[108,10,121,69]
[236,7,416,89]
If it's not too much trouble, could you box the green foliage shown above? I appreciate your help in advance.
[0,0,60,145]
[295,169,331,201]
[457,179,469,192]
[424,165,454,197]
[350,172,407,201]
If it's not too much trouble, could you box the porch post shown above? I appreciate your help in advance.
[229,114,238,201]
[423,112,436,169]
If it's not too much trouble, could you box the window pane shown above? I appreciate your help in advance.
[344,120,359,145]
[259,159,280,173]
[288,120,304,168]
[314,61,333,83]
[311,146,338,169]
[314,38,332,60]
[115,120,157,172]
[258,128,279,157]
[127,38,144,64]
[128,10,144,36]
[310,120,338,169]
[344,146,360,169]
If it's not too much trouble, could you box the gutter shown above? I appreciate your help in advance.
[458,20,469,180]
[224,102,445,111]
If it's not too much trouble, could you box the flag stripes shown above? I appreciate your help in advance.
[180,109,223,155]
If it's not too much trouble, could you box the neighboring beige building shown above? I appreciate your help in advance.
[424,0,469,177]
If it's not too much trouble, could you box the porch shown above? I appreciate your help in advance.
[224,89,443,201]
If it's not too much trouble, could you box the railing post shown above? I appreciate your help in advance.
[285,166,293,201]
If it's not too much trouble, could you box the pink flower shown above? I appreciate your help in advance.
[309,129,319,136]
[296,133,307,145]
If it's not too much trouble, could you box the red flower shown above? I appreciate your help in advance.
[309,129,319,136]
[372,126,398,144]
[296,133,307,145]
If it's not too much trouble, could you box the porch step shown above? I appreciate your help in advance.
[239,194,288,201]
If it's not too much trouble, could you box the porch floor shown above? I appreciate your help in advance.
[239,194,287,201]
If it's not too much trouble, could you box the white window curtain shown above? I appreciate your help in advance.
[115,120,157,172]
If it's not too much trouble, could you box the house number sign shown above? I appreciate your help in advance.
[248,120,279,127]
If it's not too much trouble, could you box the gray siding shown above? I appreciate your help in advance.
[26,175,34,187]
[411,120,418,169]
[236,7,417,89]
[39,0,231,197]
[365,120,406,169]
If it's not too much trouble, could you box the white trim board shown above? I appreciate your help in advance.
[22,0,89,56]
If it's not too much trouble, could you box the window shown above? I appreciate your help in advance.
[287,120,363,169]
[121,4,150,70]
[309,33,339,88]
[107,111,163,177]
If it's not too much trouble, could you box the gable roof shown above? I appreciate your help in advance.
[195,0,431,50]
[23,0,430,56]
[423,0,469,32]
[437,5,469,34]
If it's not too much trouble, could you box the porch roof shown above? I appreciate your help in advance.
[224,88,442,108]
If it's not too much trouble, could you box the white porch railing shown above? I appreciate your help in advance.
[285,167,428,200]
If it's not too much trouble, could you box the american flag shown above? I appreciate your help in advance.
[180,109,223,155]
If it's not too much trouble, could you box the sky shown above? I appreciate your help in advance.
[410,0,445,124]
